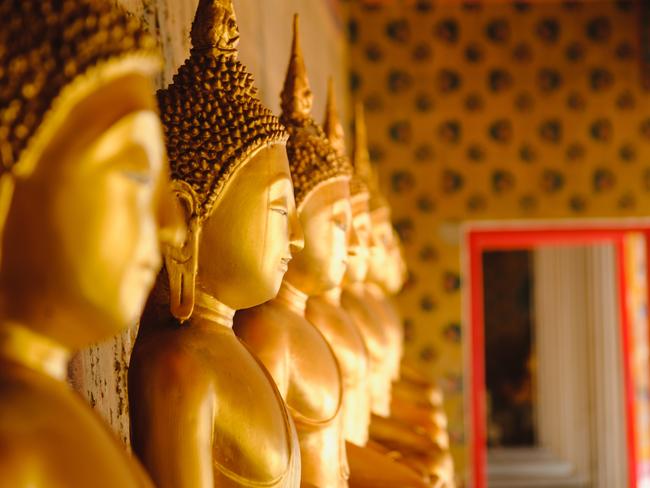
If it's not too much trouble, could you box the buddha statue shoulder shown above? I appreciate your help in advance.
[234,16,351,488]
[0,1,182,486]
[128,2,302,487]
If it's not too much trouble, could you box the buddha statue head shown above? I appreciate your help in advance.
[0,0,183,349]
[325,95,374,287]
[280,16,353,296]
[158,0,302,321]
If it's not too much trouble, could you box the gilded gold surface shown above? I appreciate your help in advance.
[0,1,181,486]
[129,2,303,487]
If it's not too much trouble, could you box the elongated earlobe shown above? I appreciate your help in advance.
[163,181,201,322]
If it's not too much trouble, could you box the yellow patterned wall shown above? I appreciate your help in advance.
[347,0,649,478]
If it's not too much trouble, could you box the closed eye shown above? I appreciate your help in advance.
[122,170,153,185]
[271,207,289,217]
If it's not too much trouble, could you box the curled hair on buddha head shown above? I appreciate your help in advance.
[157,0,289,222]
[280,14,352,209]
[0,0,159,177]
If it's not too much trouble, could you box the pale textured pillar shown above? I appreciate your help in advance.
[68,0,348,448]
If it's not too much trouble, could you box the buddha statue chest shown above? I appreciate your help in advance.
[341,286,392,416]
[130,318,297,488]
[0,360,151,488]
[235,299,348,487]
[305,295,371,446]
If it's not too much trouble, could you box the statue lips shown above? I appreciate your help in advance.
[280,257,292,272]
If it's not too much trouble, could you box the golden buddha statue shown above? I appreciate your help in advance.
[234,15,352,488]
[0,1,182,486]
[128,2,303,487]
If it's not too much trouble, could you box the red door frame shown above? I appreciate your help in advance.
[466,223,650,488]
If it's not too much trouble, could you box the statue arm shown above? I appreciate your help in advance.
[130,349,215,488]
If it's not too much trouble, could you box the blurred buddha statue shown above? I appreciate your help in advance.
[308,81,429,488]
[234,16,352,487]
[0,1,183,486]
[346,104,455,487]
[128,1,303,487]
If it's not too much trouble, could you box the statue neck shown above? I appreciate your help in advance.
[277,281,309,315]
[0,321,69,381]
[194,290,236,328]
[365,281,386,298]
[322,287,342,305]
[345,281,366,295]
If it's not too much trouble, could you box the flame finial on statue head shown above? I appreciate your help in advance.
[323,78,346,158]
[280,14,313,123]
[190,0,240,53]
[353,101,387,209]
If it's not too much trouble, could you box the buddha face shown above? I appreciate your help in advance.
[284,178,351,295]
[367,207,393,288]
[197,143,303,310]
[344,194,373,284]
[192,0,240,52]
[1,74,183,348]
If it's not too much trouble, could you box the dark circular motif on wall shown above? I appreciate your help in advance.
[541,169,565,193]
[388,69,413,93]
[485,18,511,43]
[467,193,488,212]
[488,68,514,93]
[413,42,433,62]
[364,43,384,63]
[419,344,439,362]
[443,169,465,194]
[434,18,460,44]
[616,0,635,12]
[514,92,535,112]
[519,143,538,163]
[489,119,513,144]
[391,170,416,193]
[565,42,586,62]
[415,0,434,12]
[492,169,516,193]
[386,18,411,43]
[465,92,485,112]
[389,120,413,144]
[615,42,635,60]
[512,42,533,63]
[365,93,384,113]
[368,144,385,163]
[586,16,611,43]
[465,42,484,63]
[519,194,538,212]
[513,1,532,13]
[589,68,614,91]
[566,142,586,162]
[414,144,435,163]
[443,323,462,344]
[569,194,587,213]
[416,195,436,213]
[589,118,613,143]
[393,218,415,243]
[538,68,563,93]
[347,18,359,44]
[419,244,439,262]
[349,69,363,93]
[563,1,583,11]
[618,193,636,210]
[415,92,434,112]
[619,143,636,163]
[467,143,485,163]
[536,18,561,43]
[438,69,462,93]
[616,90,635,110]
[593,168,616,192]
[443,271,461,293]
[420,295,437,312]
[566,93,587,113]
[539,119,563,143]
[438,120,462,144]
